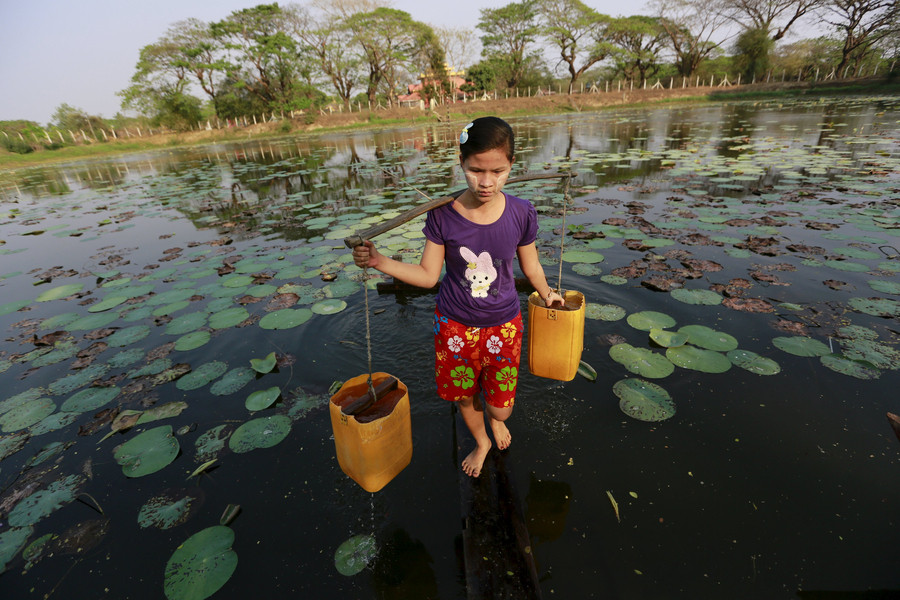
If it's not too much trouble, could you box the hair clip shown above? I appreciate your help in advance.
[459,122,474,144]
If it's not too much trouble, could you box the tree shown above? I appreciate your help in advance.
[608,16,669,85]
[538,0,614,93]
[773,36,841,78]
[649,0,730,76]
[733,27,775,80]
[435,26,478,72]
[822,0,899,75]
[714,0,825,41]
[477,2,541,88]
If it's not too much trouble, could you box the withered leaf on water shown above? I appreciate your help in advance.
[78,407,120,436]
[54,519,110,555]
[33,331,68,346]
[824,279,853,290]
[596,333,628,346]
[84,328,117,340]
[641,276,683,292]
[147,343,175,362]
[722,297,775,313]
[236,295,264,305]
[786,243,826,255]
[266,293,300,311]
[681,259,723,272]
[771,319,809,335]
[803,221,839,230]
[750,271,790,286]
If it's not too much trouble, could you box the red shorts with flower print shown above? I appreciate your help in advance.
[433,308,523,409]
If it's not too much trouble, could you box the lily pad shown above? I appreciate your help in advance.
[210,367,255,396]
[670,288,723,305]
[820,354,881,379]
[165,312,209,335]
[585,303,626,321]
[8,474,85,527]
[138,491,201,530]
[677,325,738,351]
[649,328,688,348]
[113,425,180,478]
[0,397,56,432]
[88,295,129,313]
[612,378,675,422]
[867,279,900,295]
[208,307,250,329]
[773,336,831,357]
[48,364,110,396]
[245,387,281,411]
[60,386,120,413]
[626,311,676,331]
[839,338,900,370]
[176,361,229,391]
[228,415,292,453]
[560,250,604,264]
[250,352,277,374]
[164,526,237,600]
[848,297,900,317]
[726,350,781,375]
[311,299,347,315]
[194,425,232,462]
[609,343,675,378]
[36,283,83,302]
[259,308,313,330]
[322,279,359,298]
[174,331,211,352]
[666,346,732,373]
[334,534,377,576]
[0,526,33,573]
[107,325,152,348]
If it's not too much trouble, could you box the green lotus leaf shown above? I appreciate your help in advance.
[572,263,602,276]
[600,275,628,285]
[868,279,900,295]
[108,348,146,368]
[670,288,723,305]
[8,474,85,527]
[0,431,29,461]
[0,526,33,574]
[576,360,597,381]
[585,303,626,321]
[107,325,151,348]
[666,346,731,373]
[626,311,676,331]
[246,284,278,298]
[0,388,44,416]
[204,298,234,313]
[285,388,328,419]
[311,298,347,315]
[174,331,211,352]
[0,397,56,433]
[176,361,229,391]
[0,300,30,316]
[840,338,900,370]
[61,386,120,413]
[848,297,900,317]
[36,283,83,302]
[245,387,281,411]
[726,350,781,375]
[561,249,605,264]
[773,336,831,357]
[820,354,881,379]
[208,307,250,329]
[30,411,79,436]
[21,531,54,568]
[649,328,688,348]
[259,308,312,330]
[250,352,277,374]
[335,534,377,576]
[210,367,255,396]
[228,415,292,453]
[613,378,675,422]
[113,425,180,478]
[163,525,237,600]
[138,492,201,530]
[129,358,173,379]
[153,301,191,317]
[609,343,675,378]
[835,247,880,260]
[137,402,189,426]
[25,441,69,468]
[88,295,129,313]
[31,342,79,367]
[222,275,255,288]
[165,312,209,335]
[322,279,360,299]
[67,312,118,331]
[837,325,878,340]
[146,289,197,307]
[824,259,869,272]
[677,325,738,351]
[195,425,232,462]
[39,312,80,330]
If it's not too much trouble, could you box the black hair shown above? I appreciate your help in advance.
[459,116,515,162]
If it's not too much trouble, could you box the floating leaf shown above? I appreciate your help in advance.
[228,415,292,453]
[245,387,281,411]
[585,303,625,321]
[613,378,675,422]
[666,346,731,373]
[113,425,180,478]
[174,331,211,351]
[139,491,202,530]
[208,307,250,329]
[670,288,723,305]
[773,336,831,357]
[334,534,376,576]
[848,297,900,317]
[259,308,313,330]
[626,311,676,331]
[195,425,232,462]
[8,474,85,527]
[210,367,255,396]
[820,354,881,379]
[576,361,597,381]
[88,295,128,313]
[868,279,900,295]
[164,526,237,600]
[840,338,900,370]
[0,397,56,432]
[250,352,277,374]
[0,526,33,574]
[311,299,347,315]
[165,312,209,335]
[649,328,688,348]
[677,325,738,352]
[107,325,151,348]
[726,350,781,375]
[176,361,228,391]
[36,283,83,302]
[609,343,674,378]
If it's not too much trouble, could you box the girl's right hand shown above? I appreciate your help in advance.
[352,240,380,269]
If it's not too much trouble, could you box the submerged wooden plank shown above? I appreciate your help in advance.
[454,406,541,600]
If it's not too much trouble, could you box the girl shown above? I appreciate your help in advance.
[352,116,563,478]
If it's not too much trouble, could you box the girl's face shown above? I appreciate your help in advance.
[460,148,513,204]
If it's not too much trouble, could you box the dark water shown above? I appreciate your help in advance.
[1,98,898,599]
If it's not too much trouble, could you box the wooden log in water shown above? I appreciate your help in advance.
[454,406,541,599]
[344,173,572,249]
[888,412,900,444]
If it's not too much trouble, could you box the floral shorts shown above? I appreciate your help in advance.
[433,308,523,409]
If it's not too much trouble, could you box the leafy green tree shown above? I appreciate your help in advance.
[649,0,730,76]
[822,0,899,75]
[538,0,614,93]
[733,27,775,80]
[772,36,841,78]
[608,16,668,85]
[714,0,824,42]
[477,2,542,88]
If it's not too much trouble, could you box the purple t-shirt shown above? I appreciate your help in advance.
[423,193,538,327]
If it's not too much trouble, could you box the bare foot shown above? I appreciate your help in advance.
[490,420,512,451]
[461,442,491,477]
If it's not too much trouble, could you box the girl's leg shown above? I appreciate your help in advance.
[486,404,513,451]
[458,395,492,477]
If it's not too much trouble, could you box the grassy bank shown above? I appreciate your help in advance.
[2,78,898,172]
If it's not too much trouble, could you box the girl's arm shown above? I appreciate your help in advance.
[517,242,564,306]
[352,239,445,289]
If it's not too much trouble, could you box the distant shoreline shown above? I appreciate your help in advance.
[3,78,898,173]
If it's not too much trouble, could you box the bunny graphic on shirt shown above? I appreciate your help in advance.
[460,246,497,299]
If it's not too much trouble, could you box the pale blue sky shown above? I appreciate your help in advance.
[0,0,660,124]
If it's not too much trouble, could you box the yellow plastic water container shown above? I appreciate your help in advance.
[527,290,585,381]
[329,372,412,493]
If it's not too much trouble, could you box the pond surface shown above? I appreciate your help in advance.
[1,98,899,599]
